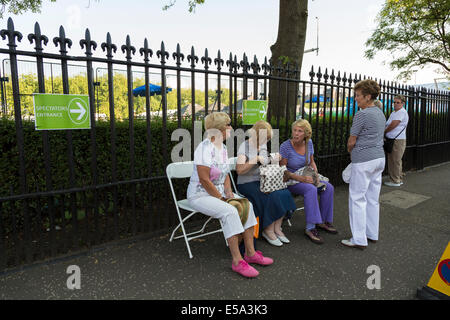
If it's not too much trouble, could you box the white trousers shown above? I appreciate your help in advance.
[188,194,258,240]
[349,157,385,246]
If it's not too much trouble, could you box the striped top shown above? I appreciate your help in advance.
[280,139,314,172]
[350,106,386,163]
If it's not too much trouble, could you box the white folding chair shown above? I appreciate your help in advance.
[167,161,229,259]
[227,157,245,198]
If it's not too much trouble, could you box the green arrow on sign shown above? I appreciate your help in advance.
[33,94,91,130]
[242,100,268,125]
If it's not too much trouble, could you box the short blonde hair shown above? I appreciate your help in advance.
[204,112,230,131]
[291,119,312,141]
[251,120,273,143]
[374,100,383,109]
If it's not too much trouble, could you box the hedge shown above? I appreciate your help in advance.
[0,115,357,196]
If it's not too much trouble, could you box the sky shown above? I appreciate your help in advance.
[0,0,445,86]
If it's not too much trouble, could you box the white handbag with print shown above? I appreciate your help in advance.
[259,164,288,193]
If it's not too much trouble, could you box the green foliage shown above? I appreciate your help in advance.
[162,0,205,13]
[0,114,355,198]
[365,0,450,80]
[0,117,188,196]
[277,56,292,65]
[3,72,232,119]
[0,0,56,18]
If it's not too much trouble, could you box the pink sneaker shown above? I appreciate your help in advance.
[231,260,259,278]
[244,250,274,266]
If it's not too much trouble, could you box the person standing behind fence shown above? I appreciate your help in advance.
[187,112,273,278]
[384,95,409,187]
[236,120,297,247]
[342,79,386,250]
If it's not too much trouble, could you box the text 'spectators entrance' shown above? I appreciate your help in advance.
[33,93,91,130]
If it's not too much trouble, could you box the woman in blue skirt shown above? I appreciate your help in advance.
[236,121,297,246]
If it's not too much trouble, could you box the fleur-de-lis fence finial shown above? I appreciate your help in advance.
[101,32,117,60]
[201,48,212,70]
[172,43,184,66]
[139,38,153,64]
[284,62,291,78]
[0,17,23,50]
[262,57,270,75]
[276,59,284,77]
[53,25,72,55]
[330,69,336,84]
[342,71,347,85]
[251,55,260,75]
[156,41,169,65]
[214,50,224,71]
[309,65,315,81]
[336,70,341,84]
[323,68,329,83]
[121,35,136,61]
[316,66,323,82]
[28,22,48,52]
[80,28,97,56]
[226,52,234,72]
[187,46,198,69]
[233,55,240,73]
[240,53,250,74]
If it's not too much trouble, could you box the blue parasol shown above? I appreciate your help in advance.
[132,83,172,97]
[305,95,330,103]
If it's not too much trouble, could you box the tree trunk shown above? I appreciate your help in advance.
[269,0,308,121]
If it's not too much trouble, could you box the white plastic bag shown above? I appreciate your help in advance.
[342,163,352,183]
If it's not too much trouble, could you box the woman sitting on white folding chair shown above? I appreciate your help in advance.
[187,112,273,278]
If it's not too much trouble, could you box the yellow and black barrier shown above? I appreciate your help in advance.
[417,241,450,300]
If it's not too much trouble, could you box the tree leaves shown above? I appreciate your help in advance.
[2,72,232,120]
[0,0,57,18]
[162,0,206,13]
[365,0,450,80]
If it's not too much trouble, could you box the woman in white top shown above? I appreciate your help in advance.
[384,95,409,187]
[187,112,273,278]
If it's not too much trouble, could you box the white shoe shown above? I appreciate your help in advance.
[262,232,283,246]
[383,181,402,187]
[275,233,290,244]
[341,239,366,250]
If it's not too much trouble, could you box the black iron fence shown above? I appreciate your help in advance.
[0,18,449,271]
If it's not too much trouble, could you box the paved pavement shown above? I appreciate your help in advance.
[1,162,449,300]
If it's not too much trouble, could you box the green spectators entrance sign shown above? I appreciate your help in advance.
[33,93,91,130]
[242,100,267,125]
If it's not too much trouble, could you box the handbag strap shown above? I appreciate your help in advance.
[393,125,406,139]
[387,121,406,139]
[304,139,310,165]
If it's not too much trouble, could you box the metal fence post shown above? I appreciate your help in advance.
[418,87,427,170]
[0,18,30,265]
[80,28,100,245]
